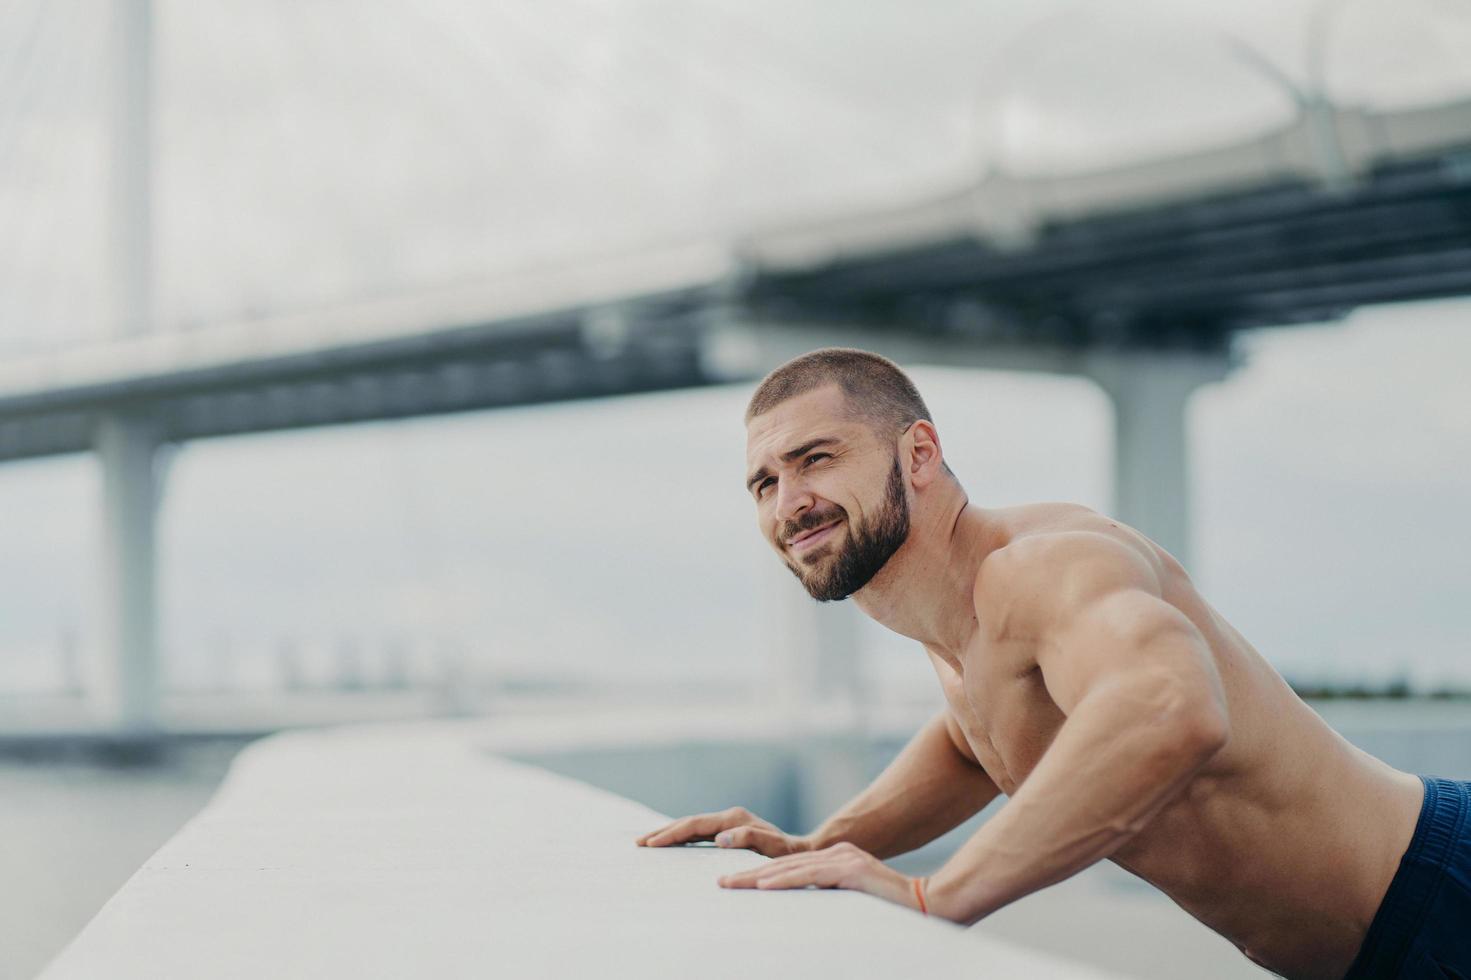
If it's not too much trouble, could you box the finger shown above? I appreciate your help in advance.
[637,814,717,846]
[638,809,748,846]
[635,821,683,846]
[714,826,797,856]
[756,865,843,890]
[719,853,828,888]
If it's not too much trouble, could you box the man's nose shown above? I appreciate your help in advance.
[775,478,814,523]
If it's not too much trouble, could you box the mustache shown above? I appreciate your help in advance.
[780,508,845,543]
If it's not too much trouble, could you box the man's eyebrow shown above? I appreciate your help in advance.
[745,437,841,491]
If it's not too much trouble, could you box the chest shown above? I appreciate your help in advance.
[929,640,1066,796]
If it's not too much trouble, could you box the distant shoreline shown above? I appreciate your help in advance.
[1289,678,1471,701]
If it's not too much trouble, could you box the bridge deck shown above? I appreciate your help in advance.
[0,245,732,463]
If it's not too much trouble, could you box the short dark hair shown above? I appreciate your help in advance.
[745,348,955,478]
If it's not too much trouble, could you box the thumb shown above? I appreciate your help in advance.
[716,826,802,856]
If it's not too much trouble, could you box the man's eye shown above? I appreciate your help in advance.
[757,478,775,495]
[805,453,830,466]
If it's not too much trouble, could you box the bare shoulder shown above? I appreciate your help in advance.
[973,508,1165,638]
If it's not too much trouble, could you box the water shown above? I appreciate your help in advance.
[0,739,247,980]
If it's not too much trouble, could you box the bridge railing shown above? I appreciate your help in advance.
[38,713,1120,979]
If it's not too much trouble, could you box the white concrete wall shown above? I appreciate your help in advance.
[40,715,1119,979]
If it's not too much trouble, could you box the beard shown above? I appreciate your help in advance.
[783,454,911,602]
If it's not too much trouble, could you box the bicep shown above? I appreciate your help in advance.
[941,706,984,768]
[938,708,1004,807]
[922,645,989,770]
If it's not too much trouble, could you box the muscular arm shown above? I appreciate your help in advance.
[927,534,1230,925]
[807,707,1001,860]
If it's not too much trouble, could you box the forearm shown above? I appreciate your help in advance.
[928,678,1227,924]
[808,709,1000,860]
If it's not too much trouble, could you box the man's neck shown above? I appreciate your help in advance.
[853,488,1001,665]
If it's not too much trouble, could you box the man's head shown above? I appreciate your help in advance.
[743,348,954,601]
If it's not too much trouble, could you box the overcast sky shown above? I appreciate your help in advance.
[4,0,1470,351]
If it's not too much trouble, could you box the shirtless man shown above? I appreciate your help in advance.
[635,349,1470,979]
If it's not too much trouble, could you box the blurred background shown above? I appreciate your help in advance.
[3,0,1470,977]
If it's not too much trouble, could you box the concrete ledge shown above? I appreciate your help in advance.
[40,716,1116,979]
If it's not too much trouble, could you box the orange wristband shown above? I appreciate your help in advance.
[912,875,929,915]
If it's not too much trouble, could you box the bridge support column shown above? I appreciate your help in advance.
[770,588,865,717]
[1084,350,1230,569]
[761,566,870,832]
[92,0,160,734]
[94,411,163,733]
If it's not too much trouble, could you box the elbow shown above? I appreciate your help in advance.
[1144,658,1231,764]
[1133,672,1229,766]
[1174,695,1230,764]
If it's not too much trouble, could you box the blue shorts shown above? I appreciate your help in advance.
[1343,776,1471,979]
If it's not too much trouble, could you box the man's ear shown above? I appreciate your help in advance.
[903,420,944,489]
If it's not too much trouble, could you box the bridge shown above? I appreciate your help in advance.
[3,2,1471,735]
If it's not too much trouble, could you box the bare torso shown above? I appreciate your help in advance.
[930,503,1424,980]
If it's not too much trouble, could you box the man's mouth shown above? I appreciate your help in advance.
[787,519,842,554]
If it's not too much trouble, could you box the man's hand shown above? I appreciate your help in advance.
[635,806,813,857]
[716,841,925,915]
